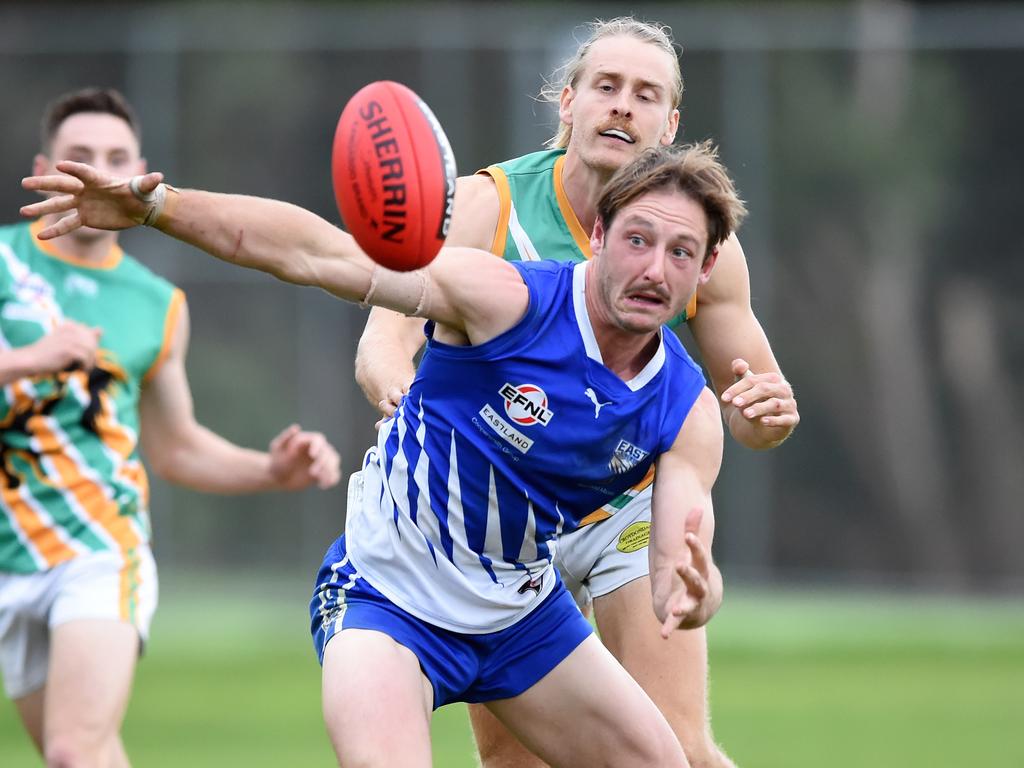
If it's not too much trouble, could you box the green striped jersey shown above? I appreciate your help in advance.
[0,220,183,573]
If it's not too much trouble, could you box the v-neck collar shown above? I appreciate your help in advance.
[571,262,666,392]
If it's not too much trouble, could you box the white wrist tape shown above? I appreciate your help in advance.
[360,265,433,318]
[128,176,168,227]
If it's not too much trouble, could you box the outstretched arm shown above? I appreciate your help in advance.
[23,164,376,300]
[22,162,527,346]
[649,388,725,637]
[138,300,341,493]
[688,234,799,449]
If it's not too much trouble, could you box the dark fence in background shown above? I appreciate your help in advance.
[2,1,1021,591]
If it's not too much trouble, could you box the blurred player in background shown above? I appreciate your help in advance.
[20,138,744,768]
[0,87,341,767]
[355,17,799,768]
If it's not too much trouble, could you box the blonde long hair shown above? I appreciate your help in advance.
[539,17,683,149]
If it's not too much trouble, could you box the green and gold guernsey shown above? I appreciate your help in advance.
[0,220,183,574]
[480,148,698,322]
[480,149,697,528]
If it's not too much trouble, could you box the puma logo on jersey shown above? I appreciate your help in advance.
[517,573,544,595]
[584,387,612,418]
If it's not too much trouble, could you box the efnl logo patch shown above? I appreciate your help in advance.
[609,439,650,474]
[616,521,651,553]
[499,383,554,426]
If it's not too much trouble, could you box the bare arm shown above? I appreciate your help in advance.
[688,234,799,449]
[649,388,724,637]
[355,173,501,413]
[354,308,424,411]
[22,162,528,346]
[0,321,100,386]
[138,300,341,493]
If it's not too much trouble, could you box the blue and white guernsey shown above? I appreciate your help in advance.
[345,260,705,633]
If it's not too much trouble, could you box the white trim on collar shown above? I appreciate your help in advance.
[571,262,666,391]
[572,262,602,363]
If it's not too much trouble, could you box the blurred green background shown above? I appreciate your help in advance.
[2,1,1023,765]
[3,576,1022,766]
[2,0,1021,590]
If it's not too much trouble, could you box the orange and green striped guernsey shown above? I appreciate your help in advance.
[0,220,182,574]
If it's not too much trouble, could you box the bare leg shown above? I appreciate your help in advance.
[13,686,46,754]
[485,635,688,768]
[43,618,139,768]
[322,628,434,768]
[467,703,547,768]
[594,577,736,768]
[109,737,131,768]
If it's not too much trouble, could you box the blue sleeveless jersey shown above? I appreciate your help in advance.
[346,261,705,632]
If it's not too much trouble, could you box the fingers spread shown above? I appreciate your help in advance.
[661,588,698,638]
[38,213,82,240]
[55,160,103,182]
[686,531,710,577]
[678,563,708,600]
[660,612,677,639]
[22,174,84,194]
[21,194,79,219]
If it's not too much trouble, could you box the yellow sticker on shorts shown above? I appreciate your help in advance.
[616,521,651,553]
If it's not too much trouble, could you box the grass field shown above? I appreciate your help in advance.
[2,573,1022,767]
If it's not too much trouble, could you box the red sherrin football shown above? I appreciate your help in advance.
[332,81,456,271]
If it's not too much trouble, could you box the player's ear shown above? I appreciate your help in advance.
[558,85,575,127]
[32,153,49,177]
[661,109,680,146]
[591,215,607,255]
[138,156,148,175]
[698,245,720,283]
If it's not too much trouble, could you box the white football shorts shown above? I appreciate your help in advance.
[556,485,654,610]
[0,547,157,699]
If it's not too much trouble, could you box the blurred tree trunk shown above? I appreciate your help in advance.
[939,279,1024,585]
[856,0,965,583]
